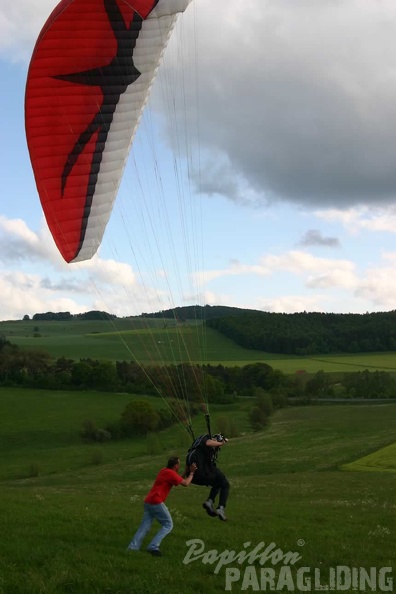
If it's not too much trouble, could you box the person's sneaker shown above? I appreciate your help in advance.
[202,499,216,517]
[215,506,227,521]
[147,549,162,557]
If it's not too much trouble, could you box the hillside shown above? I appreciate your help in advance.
[0,388,395,593]
[3,317,396,376]
[2,318,396,376]
[8,307,396,357]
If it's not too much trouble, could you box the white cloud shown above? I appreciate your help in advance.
[0,1,58,61]
[195,250,358,292]
[71,256,137,289]
[0,214,180,319]
[316,205,396,234]
[257,295,327,314]
[262,250,331,272]
[194,261,271,284]
[0,215,49,261]
[261,250,357,287]
[0,270,87,320]
[355,265,396,308]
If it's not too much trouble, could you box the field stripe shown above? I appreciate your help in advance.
[342,442,396,472]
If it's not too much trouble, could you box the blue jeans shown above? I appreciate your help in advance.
[127,502,173,552]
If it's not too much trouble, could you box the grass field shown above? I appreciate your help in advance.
[0,387,395,593]
[2,318,396,374]
[342,442,396,473]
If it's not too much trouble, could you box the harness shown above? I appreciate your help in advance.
[186,434,209,467]
[186,433,223,469]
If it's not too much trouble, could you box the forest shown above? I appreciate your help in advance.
[206,309,396,355]
[1,335,396,402]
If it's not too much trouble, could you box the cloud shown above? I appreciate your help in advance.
[158,0,396,209]
[87,258,136,288]
[262,249,355,273]
[316,205,396,234]
[40,277,94,294]
[0,257,166,320]
[355,261,396,308]
[0,214,177,319]
[0,1,57,62]
[189,157,263,206]
[197,250,357,288]
[194,260,271,284]
[261,250,359,292]
[193,247,396,313]
[257,295,327,314]
[0,270,88,320]
[298,229,340,248]
[0,216,50,262]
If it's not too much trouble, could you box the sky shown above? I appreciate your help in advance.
[2,0,396,320]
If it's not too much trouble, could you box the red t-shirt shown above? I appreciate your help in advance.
[144,468,183,504]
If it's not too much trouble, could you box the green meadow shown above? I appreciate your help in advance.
[0,387,395,593]
[2,318,396,373]
[342,442,396,473]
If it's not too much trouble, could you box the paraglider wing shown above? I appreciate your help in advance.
[25,0,192,263]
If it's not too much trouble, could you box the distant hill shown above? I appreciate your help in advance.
[25,305,251,323]
[20,307,396,357]
[139,305,256,321]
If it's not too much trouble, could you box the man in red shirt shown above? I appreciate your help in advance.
[127,456,196,556]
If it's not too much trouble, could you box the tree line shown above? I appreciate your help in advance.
[23,310,116,321]
[206,310,396,355]
[0,337,282,401]
[1,336,395,401]
[140,304,253,321]
[24,305,249,323]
